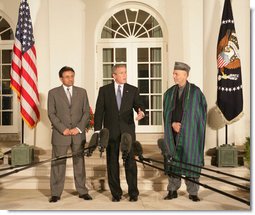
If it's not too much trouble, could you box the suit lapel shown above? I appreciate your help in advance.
[59,86,70,106]
[111,83,129,112]
[110,83,119,111]
[71,86,78,107]
[120,84,129,112]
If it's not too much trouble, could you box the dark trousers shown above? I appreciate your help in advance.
[106,139,139,199]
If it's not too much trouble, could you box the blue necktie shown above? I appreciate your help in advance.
[116,85,122,110]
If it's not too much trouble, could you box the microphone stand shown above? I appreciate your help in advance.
[157,141,249,181]
[171,157,249,182]
[135,158,250,206]
[0,144,97,178]
[97,128,109,158]
[98,136,105,158]
[122,151,129,166]
[0,128,109,175]
[143,157,249,191]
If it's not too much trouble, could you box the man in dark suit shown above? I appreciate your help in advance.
[94,64,145,202]
[47,66,92,202]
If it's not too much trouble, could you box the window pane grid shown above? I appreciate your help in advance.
[102,48,126,86]
[100,9,164,131]
[137,47,162,126]
[124,9,132,35]
[0,40,14,126]
[101,9,163,39]
[0,17,14,40]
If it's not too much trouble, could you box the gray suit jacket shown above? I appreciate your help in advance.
[48,85,90,145]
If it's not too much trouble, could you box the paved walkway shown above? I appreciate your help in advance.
[0,188,250,211]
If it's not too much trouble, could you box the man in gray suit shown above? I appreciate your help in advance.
[47,66,92,202]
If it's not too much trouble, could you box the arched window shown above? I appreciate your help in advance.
[101,9,163,38]
[98,7,166,133]
[0,16,14,40]
[0,14,18,133]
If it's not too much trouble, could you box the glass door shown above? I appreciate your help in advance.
[0,16,18,133]
[136,46,163,132]
[97,41,165,133]
[101,47,127,86]
[0,44,19,133]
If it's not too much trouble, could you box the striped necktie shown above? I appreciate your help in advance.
[67,87,72,105]
[116,85,122,110]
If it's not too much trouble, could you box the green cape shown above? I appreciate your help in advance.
[163,82,207,177]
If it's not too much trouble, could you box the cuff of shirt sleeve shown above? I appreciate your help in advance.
[76,127,82,133]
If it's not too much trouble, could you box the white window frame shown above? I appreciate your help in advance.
[97,39,167,133]
[0,42,19,133]
[96,4,168,133]
[0,14,19,133]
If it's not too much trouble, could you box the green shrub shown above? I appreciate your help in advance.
[244,137,250,168]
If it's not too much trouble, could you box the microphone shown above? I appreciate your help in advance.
[98,128,109,157]
[157,138,172,174]
[133,141,151,164]
[157,138,166,156]
[133,141,143,160]
[157,138,173,160]
[120,133,132,163]
[85,132,99,157]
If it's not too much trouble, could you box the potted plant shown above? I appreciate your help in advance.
[86,107,94,132]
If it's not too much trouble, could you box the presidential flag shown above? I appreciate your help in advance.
[216,0,243,124]
[10,0,40,128]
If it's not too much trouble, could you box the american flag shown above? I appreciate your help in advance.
[10,0,40,128]
[217,54,228,68]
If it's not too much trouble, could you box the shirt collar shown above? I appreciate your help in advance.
[114,82,124,96]
[178,81,188,90]
[114,81,124,89]
[63,85,73,92]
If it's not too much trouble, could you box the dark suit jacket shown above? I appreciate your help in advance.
[48,85,90,145]
[94,83,144,142]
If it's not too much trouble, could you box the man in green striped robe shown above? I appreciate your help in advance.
[163,62,207,202]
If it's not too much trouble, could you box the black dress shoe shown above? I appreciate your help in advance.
[79,194,93,200]
[164,191,178,200]
[49,196,60,203]
[112,196,121,202]
[189,195,200,202]
[129,196,138,202]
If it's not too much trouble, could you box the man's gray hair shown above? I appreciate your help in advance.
[112,64,126,74]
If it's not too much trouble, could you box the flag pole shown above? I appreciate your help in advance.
[21,119,24,144]
[10,0,40,131]
[225,124,228,145]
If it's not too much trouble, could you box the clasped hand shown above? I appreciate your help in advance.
[63,128,79,136]
[172,122,181,133]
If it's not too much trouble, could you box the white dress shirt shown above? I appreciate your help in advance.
[114,81,124,97]
[63,85,73,97]
[62,85,82,134]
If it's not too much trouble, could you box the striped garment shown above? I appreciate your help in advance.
[163,82,207,177]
